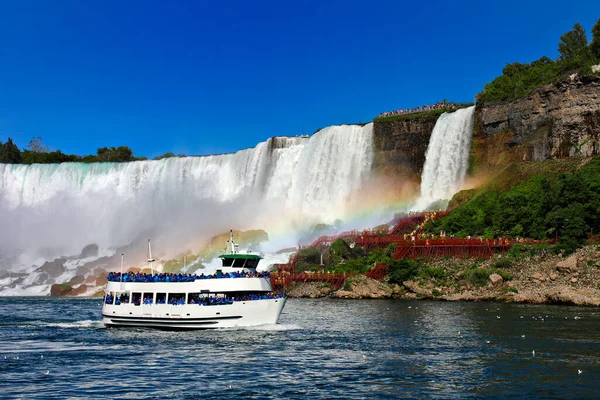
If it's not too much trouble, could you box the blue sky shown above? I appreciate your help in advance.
[1,0,599,158]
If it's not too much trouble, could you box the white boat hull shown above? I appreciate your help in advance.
[102,297,286,329]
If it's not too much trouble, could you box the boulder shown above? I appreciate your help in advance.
[545,287,600,306]
[286,282,332,298]
[50,283,73,296]
[557,254,578,273]
[69,275,85,285]
[531,272,545,282]
[79,244,99,259]
[549,272,558,281]
[95,275,108,286]
[402,280,432,296]
[489,273,503,287]
[333,275,393,299]
[571,277,579,284]
[40,260,66,279]
[70,285,90,296]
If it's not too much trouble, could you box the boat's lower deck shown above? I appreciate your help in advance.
[102,297,286,329]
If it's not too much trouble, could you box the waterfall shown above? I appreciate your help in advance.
[0,124,374,269]
[415,106,475,209]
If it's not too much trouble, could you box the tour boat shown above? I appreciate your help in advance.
[101,232,286,329]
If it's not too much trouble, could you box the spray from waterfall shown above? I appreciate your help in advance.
[415,105,476,210]
[0,124,375,270]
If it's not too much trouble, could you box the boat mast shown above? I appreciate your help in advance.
[229,230,236,254]
[120,253,125,290]
[148,239,155,275]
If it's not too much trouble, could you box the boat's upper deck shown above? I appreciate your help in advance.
[105,274,272,293]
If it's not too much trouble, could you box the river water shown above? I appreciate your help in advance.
[0,297,598,399]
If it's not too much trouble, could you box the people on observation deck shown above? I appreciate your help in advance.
[377,101,462,119]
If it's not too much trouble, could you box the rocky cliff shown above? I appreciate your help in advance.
[372,74,600,181]
[472,74,600,171]
[372,114,439,187]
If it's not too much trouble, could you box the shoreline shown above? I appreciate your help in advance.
[286,245,600,307]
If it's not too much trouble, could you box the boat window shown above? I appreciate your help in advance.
[245,259,259,269]
[168,293,185,305]
[156,293,166,305]
[142,293,154,305]
[188,292,201,304]
[115,292,130,305]
[132,292,141,306]
[221,257,234,267]
[104,292,114,305]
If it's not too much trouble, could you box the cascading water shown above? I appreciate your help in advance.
[415,106,475,210]
[0,124,374,272]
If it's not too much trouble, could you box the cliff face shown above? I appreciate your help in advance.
[373,115,439,186]
[473,74,600,171]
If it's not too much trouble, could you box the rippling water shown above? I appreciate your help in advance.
[1,297,599,399]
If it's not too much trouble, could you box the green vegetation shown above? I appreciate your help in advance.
[478,20,600,103]
[464,267,513,287]
[428,157,600,254]
[294,239,395,274]
[0,136,149,164]
[0,138,22,164]
[388,258,421,284]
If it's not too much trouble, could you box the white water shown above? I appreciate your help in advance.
[415,106,475,209]
[0,124,374,271]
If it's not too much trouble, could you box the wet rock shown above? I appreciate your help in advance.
[71,285,90,296]
[69,275,85,285]
[95,275,108,286]
[489,273,503,286]
[79,244,99,259]
[40,260,66,279]
[50,283,72,296]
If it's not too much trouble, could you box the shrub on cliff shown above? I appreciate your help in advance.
[436,157,600,254]
[478,21,599,104]
[388,259,420,284]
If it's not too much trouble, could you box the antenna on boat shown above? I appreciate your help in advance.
[120,253,124,281]
[229,230,236,254]
[148,239,155,275]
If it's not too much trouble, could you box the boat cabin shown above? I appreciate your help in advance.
[217,253,262,275]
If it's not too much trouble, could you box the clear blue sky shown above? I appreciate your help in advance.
[1,0,599,158]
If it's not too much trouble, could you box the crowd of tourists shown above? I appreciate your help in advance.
[106,270,271,283]
[377,101,460,118]
[105,292,284,306]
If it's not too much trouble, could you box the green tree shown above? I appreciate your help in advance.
[0,138,22,164]
[591,18,600,59]
[154,152,176,160]
[96,146,135,162]
[558,23,588,60]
